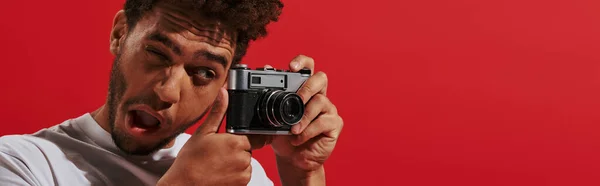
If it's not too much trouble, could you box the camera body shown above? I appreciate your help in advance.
[226,64,311,135]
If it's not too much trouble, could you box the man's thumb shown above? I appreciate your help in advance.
[195,87,229,135]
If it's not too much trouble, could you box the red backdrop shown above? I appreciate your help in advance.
[1,0,600,185]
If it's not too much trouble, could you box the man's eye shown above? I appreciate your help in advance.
[189,68,216,86]
[191,68,216,79]
[146,48,169,61]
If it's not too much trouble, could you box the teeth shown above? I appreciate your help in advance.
[135,110,160,127]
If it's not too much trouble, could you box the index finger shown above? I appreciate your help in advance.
[297,72,328,104]
[289,55,315,74]
[195,87,229,135]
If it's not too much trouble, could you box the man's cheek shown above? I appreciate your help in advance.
[123,73,153,96]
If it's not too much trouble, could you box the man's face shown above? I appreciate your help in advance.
[107,3,236,155]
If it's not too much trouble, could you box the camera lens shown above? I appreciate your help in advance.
[274,93,304,125]
[257,90,305,127]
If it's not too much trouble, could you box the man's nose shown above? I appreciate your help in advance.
[154,66,186,104]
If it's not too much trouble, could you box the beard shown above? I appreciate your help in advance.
[106,52,207,156]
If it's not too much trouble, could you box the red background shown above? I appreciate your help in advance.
[1,0,600,185]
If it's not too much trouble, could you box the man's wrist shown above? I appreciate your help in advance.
[276,155,326,186]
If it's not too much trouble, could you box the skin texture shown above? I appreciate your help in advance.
[93,3,236,155]
[91,2,343,185]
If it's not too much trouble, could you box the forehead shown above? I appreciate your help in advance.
[135,2,237,49]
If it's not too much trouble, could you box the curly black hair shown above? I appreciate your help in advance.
[123,0,284,64]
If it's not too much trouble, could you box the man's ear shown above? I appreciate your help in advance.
[110,10,129,55]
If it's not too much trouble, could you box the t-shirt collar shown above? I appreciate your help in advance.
[73,113,189,162]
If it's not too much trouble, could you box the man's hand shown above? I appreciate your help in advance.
[264,55,344,186]
[157,88,267,186]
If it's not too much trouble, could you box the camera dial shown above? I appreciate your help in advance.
[232,64,250,70]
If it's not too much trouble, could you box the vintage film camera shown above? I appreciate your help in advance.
[226,64,311,135]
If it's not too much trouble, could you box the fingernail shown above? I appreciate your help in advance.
[291,62,300,70]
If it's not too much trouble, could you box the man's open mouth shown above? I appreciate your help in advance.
[128,110,161,131]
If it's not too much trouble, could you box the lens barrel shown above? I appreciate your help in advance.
[257,90,304,127]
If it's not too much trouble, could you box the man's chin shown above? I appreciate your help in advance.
[111,129,173,156]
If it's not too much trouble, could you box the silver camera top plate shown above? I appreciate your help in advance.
[227,64,310,92]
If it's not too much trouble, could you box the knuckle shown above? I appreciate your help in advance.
[233,152,251,170]
[330,105,338,114]
[302,109,311,120]
[246,164,253,176]
[313,94,327,103]
[241,154,251,168]
[298,131,310,141]
[316,71,327,80]
[227,137,243,149]
[329,101,338,112]
[239,170,252,185]
[338,116,344,128]
[300,86,314,100]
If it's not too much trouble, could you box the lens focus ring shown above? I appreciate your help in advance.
[273,93,304,125]
[257,90,305,127]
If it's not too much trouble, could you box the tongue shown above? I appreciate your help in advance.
[132,110,160,128]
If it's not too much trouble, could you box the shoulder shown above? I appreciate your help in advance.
[0,134,62,169]
[0,135,59,185]
[0,134,58,158]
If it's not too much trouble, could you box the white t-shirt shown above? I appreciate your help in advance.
[0,113,273,186]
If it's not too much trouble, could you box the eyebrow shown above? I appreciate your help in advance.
[147,32,229,69]
[148,32,182,56]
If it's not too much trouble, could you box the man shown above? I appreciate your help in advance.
[0,0,343,185]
